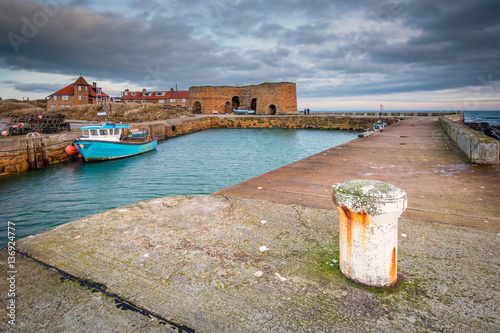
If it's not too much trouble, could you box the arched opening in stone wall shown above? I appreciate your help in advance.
[192,101,202,114]
[268,104,277,115]
[250,98,257,111]
[232,96,240,110]
[224,101,232,114]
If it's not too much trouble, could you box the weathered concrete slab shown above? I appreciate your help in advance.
[216,117,500,232]
[0,250,184,332]
[5,195,499,332]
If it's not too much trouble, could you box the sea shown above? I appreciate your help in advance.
[311,110,500,126]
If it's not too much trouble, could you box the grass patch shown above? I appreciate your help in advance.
[0,99,194,122]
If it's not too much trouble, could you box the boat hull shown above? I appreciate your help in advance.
[74,138,157,162]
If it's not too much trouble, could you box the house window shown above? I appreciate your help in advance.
[170,99,176,103]
[49,105,55,108]
[85,96,88,100]
[53,96,58,101]
[156,92,164,96]
[85,86,88,91]
[132,92,136,96]
[78,95,82,100]
[182,98,186,102]
[159,99,165,104]
[78,86,82,91]
[62,95,69,100]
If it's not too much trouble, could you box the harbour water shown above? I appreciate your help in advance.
[0,128,359,246]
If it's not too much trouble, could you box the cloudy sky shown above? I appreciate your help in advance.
[1,0,499,110]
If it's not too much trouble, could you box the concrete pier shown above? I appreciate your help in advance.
[216,117,500,231]
[1,116,499,332]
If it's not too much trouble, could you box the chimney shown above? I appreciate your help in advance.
[143,88,147,92]
[93,82,97,87]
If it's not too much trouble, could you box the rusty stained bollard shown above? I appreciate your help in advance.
[332,179,407,287]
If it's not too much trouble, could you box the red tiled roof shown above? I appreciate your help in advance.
[74,76,89,86]
[49,76,108,98]
[121,90,189,101]
[50,83,74,96]
[89,86,109,98]
[167,90,189,99]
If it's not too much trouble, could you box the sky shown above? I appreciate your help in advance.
[0,0,499,110]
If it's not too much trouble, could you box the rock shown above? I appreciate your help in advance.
[466,122,500,141]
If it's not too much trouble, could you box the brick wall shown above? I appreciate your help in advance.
[189,82,297,115]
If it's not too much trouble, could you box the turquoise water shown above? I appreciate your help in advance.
[0,128,359,246]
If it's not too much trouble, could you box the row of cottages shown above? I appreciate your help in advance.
[47,76,109,109]
[121,88,190,107]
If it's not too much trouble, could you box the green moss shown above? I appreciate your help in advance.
[316,248,410,295]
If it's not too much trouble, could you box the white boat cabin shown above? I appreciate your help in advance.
[80,124,131,142]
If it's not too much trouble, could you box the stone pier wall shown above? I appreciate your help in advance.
[0,133,76,176]
[439,114,499,165]
[210,115,391,131]
[164,118,213,138]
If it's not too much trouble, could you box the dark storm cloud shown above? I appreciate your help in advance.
[0,0,498,100]
[2,80,63,93]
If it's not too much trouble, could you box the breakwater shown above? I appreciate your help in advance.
[439,113,499,165]
[0,113,449,176]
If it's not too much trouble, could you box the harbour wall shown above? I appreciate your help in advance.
[439,114,499,165]
[160,114,396,140]
[0,132,75,176]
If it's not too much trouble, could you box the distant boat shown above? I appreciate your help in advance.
[71,123,157,162]
[233,109,256,115]
[372,121,387,131]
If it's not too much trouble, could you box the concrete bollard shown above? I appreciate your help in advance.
[331,179,407,287]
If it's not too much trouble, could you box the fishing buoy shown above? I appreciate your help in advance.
[38,115,43,119]
[78,153,82,158]
[65,145,77,155]
[18,123,24,127]
[1,130,8,136]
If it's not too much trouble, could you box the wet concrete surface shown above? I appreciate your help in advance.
[216,117,500,232]
[1,116,499,332]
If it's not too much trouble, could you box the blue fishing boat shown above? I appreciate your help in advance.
[71,123,157,162]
